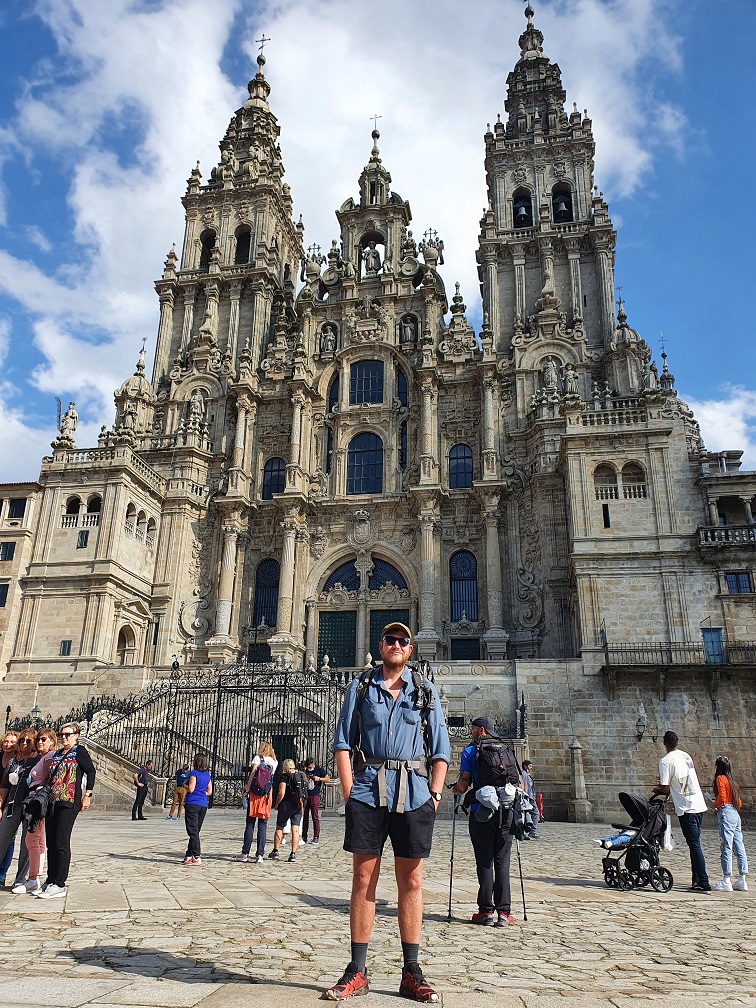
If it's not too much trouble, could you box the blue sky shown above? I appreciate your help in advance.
[0,0,754,481]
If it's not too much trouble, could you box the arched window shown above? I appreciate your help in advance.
[347,433,383,495]
[116,626,136,666]
[86,495,102,513]
[396,368,408,407]
[65,496,81,515]
[252,559,280,628]
[135,510,147,543]
[262,457,286,499]
[369,559,407,590]
[449,443,474,489]
[199,229,216,269]
[349,360,384,405]
[324,560,360,592]
[125,503,136,535]
[594,464,619,500]
[450,550,479,621]
[552,183,573,223]
[622,462,647,499]
[512,187,533,228]
[146,518,157,549]
[327,375,340,413]
[234,226,252,264]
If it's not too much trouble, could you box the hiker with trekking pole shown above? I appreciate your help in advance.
[451,716,526,926]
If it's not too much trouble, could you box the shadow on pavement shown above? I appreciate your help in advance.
[529,875,612,888]
[62,946,253,984]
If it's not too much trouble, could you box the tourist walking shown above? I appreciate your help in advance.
[452,716,520,927]
[267,758,307,862]
[521,759,540,839]
[132,759,153,820]
[36,722,95,899]
[167,763,191,820]
[653,730,710,892]
[302,755,330,845]
[709,756,748,892]
[183,753,212,865]
[236,742,277,863]
[0,729,39,889]
[325,621,450,1003]
[14,728,58,894]
[0,731,18,886]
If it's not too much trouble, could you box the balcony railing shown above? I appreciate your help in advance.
[698,525,756,546]
[61,514,78,528]
[81,513,100,527]
[605,641,756,666]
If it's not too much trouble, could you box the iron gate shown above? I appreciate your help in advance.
[50,662,349,807]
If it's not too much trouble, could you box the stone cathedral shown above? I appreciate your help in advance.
[1,9,754,816]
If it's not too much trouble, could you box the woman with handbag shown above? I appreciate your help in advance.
[235,741,277,864]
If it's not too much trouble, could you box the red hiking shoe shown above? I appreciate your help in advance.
[399,966,439,1003]
[325,966,369,1001]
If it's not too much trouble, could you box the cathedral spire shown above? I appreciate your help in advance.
[358,124,392,208]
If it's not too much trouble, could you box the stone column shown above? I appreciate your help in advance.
[289,396,303,467]
[414,501,441,660]
[419,382,437,484]
[483,250,500,339]
[566,238,583,318]
[232,398,248,469]
[707,500,719,526]
[594,238,615,341]
[304,600,317,668]
[481,376,498,479]
[355,554,373,666]
[154,288,175,376]
[481,495,509,660]
[512,244,527,322]
[181,286,196,350]
[215,524,239,638]
[276,517,298,634]
[227,281,243,361]
[300,399,314,473]
[539,237,554,291]
[741,497,754,526]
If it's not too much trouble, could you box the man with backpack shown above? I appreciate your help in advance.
[452,716,520,927]
[326,622,450,1003]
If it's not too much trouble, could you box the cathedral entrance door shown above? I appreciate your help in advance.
[368,608,410,657]
[318,610,357,670]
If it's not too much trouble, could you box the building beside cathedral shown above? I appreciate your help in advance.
[1,8,754,816]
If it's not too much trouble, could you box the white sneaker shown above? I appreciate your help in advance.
[12,880,41,895]
[733,875,749,892]
[254,854,264,864]
[711,878,733,892]
[37,883,67,899]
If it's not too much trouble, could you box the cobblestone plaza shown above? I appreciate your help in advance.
[0,810,752,1007]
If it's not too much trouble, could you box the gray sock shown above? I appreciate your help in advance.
[350,942,368,973]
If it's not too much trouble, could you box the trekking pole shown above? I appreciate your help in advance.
[515,837,528,921]
[447,791,461,921]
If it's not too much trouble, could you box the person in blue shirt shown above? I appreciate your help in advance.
[183,753,212,866]
[167,763,191,820]
[452,717,520,927]
[325,621,450,1004]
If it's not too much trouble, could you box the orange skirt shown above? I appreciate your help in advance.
[247,791,273,820]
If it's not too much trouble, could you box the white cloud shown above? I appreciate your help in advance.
[0,318,10,366]
[685,386,756,471]
[24,225,52,253]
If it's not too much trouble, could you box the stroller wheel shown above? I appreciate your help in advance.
[650,866,673,892]
[616,869,634,891]
[636,871,651,887]
[603,867,617,888]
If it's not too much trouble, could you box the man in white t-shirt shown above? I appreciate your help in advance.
[653,730,710,892]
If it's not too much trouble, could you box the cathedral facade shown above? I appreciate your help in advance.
[1,11,754,815]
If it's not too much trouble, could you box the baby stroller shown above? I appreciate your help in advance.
[601,792,673,893]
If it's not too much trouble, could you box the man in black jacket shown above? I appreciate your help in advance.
[132,760,153,821]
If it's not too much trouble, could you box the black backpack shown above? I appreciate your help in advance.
[288,770,308,805]
[475,738,520,790]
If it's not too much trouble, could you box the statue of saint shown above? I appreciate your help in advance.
[563,363,580,396]
[400,316,417,342]
[363,241,381,275]
[320,323,337,354]
[60,402,78,437]
[542,356,558,390]
[189,390,205,419]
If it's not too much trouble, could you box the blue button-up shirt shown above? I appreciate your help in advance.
[334,665,451,812]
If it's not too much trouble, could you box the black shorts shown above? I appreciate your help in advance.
[344,798,436,859]
[275,801,302,828]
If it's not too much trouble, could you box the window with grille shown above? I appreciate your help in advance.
[59,640,72,657]
[347,433,383,495]
[369,559,407,590]
[594,464,618,500]
[725,572,752,594]
[450,550,479,621]
[324,561,360,592]
[396,368,408,407]
[449,443,473,489]
[349,361,384,405]
[0,542,15,561]
[76,530,89,549]
[451,638,481,660]
[262,457,286,499]
[252,559,280,628]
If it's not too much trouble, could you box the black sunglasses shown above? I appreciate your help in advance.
[18,739,33,745]
[60,731,77,738]
[382,636,411,647]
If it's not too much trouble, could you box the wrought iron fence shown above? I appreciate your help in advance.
[605,642,756,666]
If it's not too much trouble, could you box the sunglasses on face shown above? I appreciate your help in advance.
[382,636,411,647]
[18,740,33,746]
[60,732,77,738]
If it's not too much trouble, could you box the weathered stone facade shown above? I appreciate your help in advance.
[1,12,754,814]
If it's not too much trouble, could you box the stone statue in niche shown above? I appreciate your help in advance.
[189,390,206,421]
[542,356,559,390]
[320,323,337,354]
[400,316,417,343]
[363,241,381,275]
[562,363,579,397]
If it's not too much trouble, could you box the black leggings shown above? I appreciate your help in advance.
[184,805,207,857]
[46,803,78,887]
